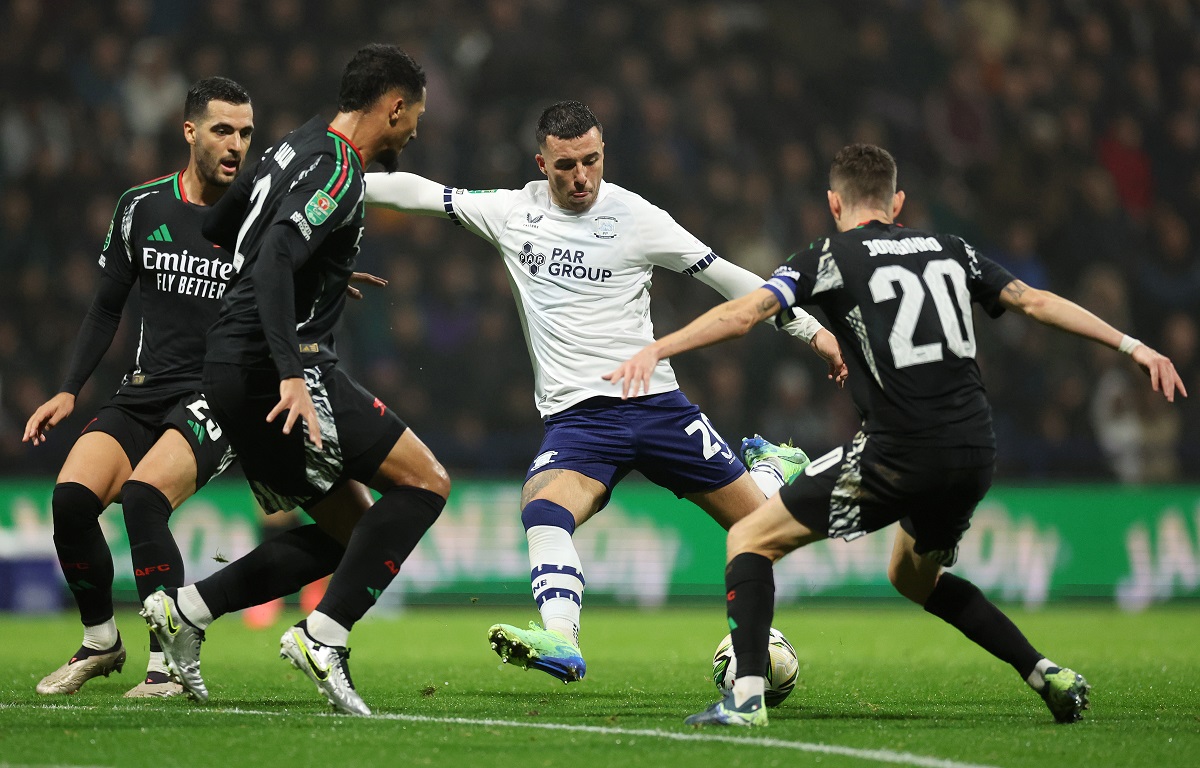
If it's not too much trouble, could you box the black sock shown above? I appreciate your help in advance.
[122,480,184,601]
[52,482,114,626]
[725,552,775,680]
[194,524,345,619]
[924,572,1042,679]
[315,486,445,630]
[123,480,185,655]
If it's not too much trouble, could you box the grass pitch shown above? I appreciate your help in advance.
[1,604,1197,768]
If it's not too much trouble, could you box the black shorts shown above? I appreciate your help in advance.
[202,361,407,513]
[81,392,236,490]
[779,432,994,567]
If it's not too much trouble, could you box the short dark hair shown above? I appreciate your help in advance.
[829,144,897,208]
[184,76,251,122]
[535,101,603,147]
[337,44,426,112]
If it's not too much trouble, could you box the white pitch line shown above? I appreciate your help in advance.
[1,703,1003,768]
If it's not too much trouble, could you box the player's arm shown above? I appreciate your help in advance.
[691,257,843,373]
[364,172,450,217]
[998,279,1187,401]
[201,165,254,250]
[24,273,133,444]
[604,288,782,399]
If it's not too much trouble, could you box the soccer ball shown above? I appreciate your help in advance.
[712,627,799,707]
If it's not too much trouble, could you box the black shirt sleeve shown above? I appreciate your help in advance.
[61,272,133,395]
[958,238,1016,319]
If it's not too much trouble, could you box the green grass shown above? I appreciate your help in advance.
[1,604,1198,767]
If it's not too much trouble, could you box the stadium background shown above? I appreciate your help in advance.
[0,0,1198,611]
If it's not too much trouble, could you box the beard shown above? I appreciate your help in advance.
[376,148,401,173]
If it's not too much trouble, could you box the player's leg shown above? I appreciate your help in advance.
[687,494,824,727]
[120,411,218,697]
[274,429,447,715]
[300,429,449,646]
[684,471,765,530]
[891,527,1090,723]
[36,427,134,695]
[488,468,605,682]
[142,480,371,702]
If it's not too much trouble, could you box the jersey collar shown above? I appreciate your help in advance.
[326,125,365,166]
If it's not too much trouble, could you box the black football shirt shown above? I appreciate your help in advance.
[64,170,238,403]
[765,221,1017,448]
[202,116,365,379]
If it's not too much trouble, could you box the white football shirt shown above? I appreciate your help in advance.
[444,180,713,416]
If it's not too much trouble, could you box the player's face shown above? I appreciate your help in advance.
[379,88,427,172]
[188,101,254,188]
[537,127,604,213]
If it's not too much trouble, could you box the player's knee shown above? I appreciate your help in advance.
[521,499,576,533]
[726,517,771,560]
[51,482,105,532]
[888,562,934,605]
[120,480,174,531]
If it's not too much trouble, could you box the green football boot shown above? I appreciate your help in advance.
[488,622,586,683]
[740,435,810,485]
[685,692,768,727]
[1040,666,1091,723]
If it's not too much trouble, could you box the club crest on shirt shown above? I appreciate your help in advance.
[305,189,338,226]
[592,215,618,239]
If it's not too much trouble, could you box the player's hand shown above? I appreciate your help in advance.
[23,392,76,446]
[267,377,323,450]
[602,347,660,400]
[345,271,388,300]
[810,329,848,388]
[1130,344,1188,402]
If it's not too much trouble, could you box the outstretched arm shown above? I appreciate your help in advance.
[364,172,450,217]
[691,257,846,382]
[603,288,781,399]
[998,279,1187,401]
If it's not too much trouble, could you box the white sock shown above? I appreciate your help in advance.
[527,524,584,646]
[733,675,765,707]
[306,610,350,647]
[175,585,214,629]
[146,650,169,675]
[749,461,787,497]
[82,618,119,650]
[1026,657,1056,691]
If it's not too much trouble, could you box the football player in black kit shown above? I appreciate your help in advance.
[23,78,254,698]
[142,44,449,716]
[606,144,1187,727]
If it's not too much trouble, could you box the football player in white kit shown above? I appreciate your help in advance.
[365,101,845,682]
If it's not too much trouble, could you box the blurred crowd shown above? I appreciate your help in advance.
[1,0,1197,481]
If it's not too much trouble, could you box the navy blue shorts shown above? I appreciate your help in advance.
[526,390,745,507]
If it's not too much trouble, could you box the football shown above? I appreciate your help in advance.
[712,627,799,707]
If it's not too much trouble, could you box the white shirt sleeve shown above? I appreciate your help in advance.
[631,197,715,274]
[691,257,825,343]
[441,187,525,245]
[364,172,448,216]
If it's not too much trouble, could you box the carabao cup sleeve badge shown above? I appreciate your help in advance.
[305,189,338,226]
